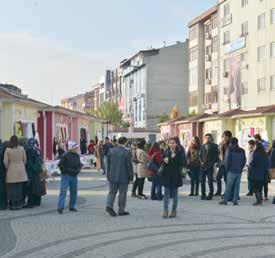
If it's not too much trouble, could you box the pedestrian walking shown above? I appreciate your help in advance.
[215,131,232,196]
[248,142,269,206]
[148,142,163,201]
[102,137,112,175]
[200,134,219,200]
[88,140,96,155]
[132,139,148,199]
[160,137,185,218]
[4,135,28,210]
[187,137,201,196]
[219,138,246,206]
[57,141,82,214]
[106,137,133,217]
[246,140,255,196]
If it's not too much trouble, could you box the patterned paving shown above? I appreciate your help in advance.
[1,170,275,257]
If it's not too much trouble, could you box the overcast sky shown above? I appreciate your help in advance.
[0,0,216,105]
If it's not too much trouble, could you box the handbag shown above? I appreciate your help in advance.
[147,154,159,174]
[180,167,190,178]
[268,168,275,180]
[158,165,165,176]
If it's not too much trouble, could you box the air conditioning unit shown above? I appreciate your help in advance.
[206,78,212,84]
[223,71,229,78]
[206,55,211,61]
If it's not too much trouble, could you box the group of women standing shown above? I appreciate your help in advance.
[0,135,44,210]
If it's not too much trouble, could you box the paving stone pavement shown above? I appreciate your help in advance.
[1,170,275,258]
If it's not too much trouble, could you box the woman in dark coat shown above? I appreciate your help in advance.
[0,141,9,210]
[249,142,269,206]
[269,140,275,204]
[160,137,185,218]
[24,138,42,208]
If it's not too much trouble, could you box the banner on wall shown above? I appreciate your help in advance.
[229,54,241,108]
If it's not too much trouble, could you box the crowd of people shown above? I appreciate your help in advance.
[105,131,275,218]
[0,135,45,210]
[2,130,275,219]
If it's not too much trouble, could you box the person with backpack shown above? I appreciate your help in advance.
[57,141,82,214]
[187,137,201,196]
[248,142,269,206]
[199,133,219,200]
[148,142,163,200]
[219,138,246,206]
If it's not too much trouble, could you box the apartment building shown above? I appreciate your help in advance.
[218,0,275,112]
[188,6,218,115]
[120,41,189,130]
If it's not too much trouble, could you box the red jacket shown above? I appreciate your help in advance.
[148,148,162,165]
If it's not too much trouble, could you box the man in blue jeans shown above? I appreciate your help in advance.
[57,141,82,214]
[219,137,246,206]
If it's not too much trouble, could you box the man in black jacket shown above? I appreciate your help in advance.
[57,141,82,214]
[200,134,219,200]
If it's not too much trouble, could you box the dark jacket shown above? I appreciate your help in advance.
[107,146,134,184]
[103,143,112,156]
[58,151,82,177]
[269,149,275,168]
[25,147,42,195]
[160,149,184,188]
[199,143,219,168]
[224,144,246,174]
[249,151,269,182]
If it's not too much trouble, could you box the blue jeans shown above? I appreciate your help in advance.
[103,156,108,174]
[190,167,200,194]
[224,172,241,204]
[164,187,178,212]
[151,175,162,200]
[58,174,78,209]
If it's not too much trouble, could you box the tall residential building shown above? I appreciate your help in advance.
[188,6,218,115]
[120,41,189,130]
[218,0,275,112]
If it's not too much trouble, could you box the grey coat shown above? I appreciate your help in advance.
[107,146,134,184]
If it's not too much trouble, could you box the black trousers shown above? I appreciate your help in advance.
[216,165,227,195]
[251,180,264,203]
[264,181,268,198]
[132,178,145,196]
[200,166,214,197]
[0,179,7,209]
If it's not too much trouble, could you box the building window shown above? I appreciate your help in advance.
[223,87,229,95]
[189,47,198,62]
[224,3,230,17]
[258,46,266,61]
[189,92,198,107]
[212,14,218,29]
[241,21,248,36]
[224,31,230,44]
[241,0,248,7]
[190,26,198,41]
[257,78,265,92]
[212,91,218,103]
[224,58,230,72]
[271,9,275,24]
[271,42,275,58]
[212,60,218,81]
[206,68,212,80]
[258,13,265,30]
[190,68,198,87]
[205,23,212,35]
[241,82,248,95]
[206,45,212,56]
[212,36,218,52]
[205,93,212,104]
[271,76,275,90]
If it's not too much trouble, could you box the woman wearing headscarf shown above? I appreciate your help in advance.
[4,135,28,210]
[24,138,42,208]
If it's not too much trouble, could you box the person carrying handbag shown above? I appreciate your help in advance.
[159,137,185,219]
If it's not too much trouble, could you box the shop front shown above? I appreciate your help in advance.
[234,116,268,149]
